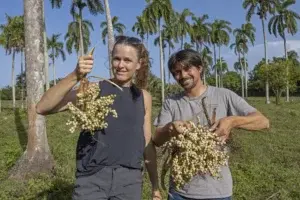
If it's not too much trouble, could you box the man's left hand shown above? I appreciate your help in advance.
[209,116,236,142]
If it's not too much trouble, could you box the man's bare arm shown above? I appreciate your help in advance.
[231,111,270,130]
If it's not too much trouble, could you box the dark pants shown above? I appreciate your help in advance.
[72,166,142,200]
[168,190,232,200]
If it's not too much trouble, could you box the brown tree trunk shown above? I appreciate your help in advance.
[104,0,115,78]
[21,50,25,109]
[42,0,49,91]
[12,50,16,110]
[9,0,54,179]
[158,19,165,103]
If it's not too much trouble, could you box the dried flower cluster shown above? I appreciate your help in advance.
[66,83,117,134]
[161,119,228,190]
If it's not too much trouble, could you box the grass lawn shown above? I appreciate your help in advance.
[0,97,299,200]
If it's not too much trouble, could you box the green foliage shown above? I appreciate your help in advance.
[257,59,300,103]
[223,71,241,94]
[100,16,126,44]
[1,99,300,199]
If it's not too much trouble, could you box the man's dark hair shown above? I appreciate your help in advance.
[168,49,205,79]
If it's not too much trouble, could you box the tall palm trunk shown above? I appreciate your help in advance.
[21,50,25,109]
[181,36,183,49]
[262,18,270,104]
[213,44,218,87]
[168,43,171,83]
[158,19,165,103]
[218,46,223,87]
[283,33,289,102]
[104,0,115,78]
[52,49,56,85]
[243,53,248,99]
[12,50,16,110]
[239,53,245,98]
[9,0,54,179]
[42,0,49,91]
[79,9,84,57]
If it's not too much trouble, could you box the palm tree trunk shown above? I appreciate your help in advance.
[12,50,16,110]
[79,9,84,56]
[42,0,49,91]
[52,50,56,85]
[262,18,270,104]
[239,54,244,98]
[218,46,222,87]
[168,44,171,83]
[213,44,218,87]
[158,19,165,103]
[104,0,115,78]
[21,50,25,109]
[283,34,289,102]
[181,36,183,49]
[243,53,247,99]
[9,0,54,179]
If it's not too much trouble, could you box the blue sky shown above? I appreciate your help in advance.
[1,0,300,87]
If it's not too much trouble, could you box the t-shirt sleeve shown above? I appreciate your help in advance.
[153,99,173,127]
[226,89,257,116]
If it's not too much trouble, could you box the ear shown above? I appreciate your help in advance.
[198,65,203,73]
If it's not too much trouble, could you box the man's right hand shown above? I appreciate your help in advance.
[75,55,94,80]
[168,120,191,137]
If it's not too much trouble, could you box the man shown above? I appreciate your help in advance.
[152,49,269,200]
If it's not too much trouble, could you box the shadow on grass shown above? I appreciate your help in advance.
[34,178,74,200]
[14,108,27,151]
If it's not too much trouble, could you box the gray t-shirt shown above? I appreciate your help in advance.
[154,86,256,199]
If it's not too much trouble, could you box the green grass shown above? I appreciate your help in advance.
[0,98,300,199]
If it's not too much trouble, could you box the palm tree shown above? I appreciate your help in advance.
[0,15,24,110]
[65,14,94,56]
[176,8,193,49]
[243,0,278,104]
[233,23,256,98]
[210,20,232,87]
[268,0,300,102]
[191,14,211,52]
[213,57,228,87]
[100,16,126,44]
[47,34,66,85]
[231,38,245,98]
[103,0,115,77]
[132,15,156,47]
[132,16,147,42]
[233,59,245,97]
[71,0,104,56]
[9,0,54,179]
[199,46,213,84]
[142,0,173,103]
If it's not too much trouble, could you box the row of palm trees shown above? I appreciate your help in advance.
[131,0,299,103]
[1,0,300,109]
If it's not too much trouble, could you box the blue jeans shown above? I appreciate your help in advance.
[168,190,232,200]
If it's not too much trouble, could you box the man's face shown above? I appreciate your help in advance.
[171,63,202,90]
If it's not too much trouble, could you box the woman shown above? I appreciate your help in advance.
[36,36,162,200]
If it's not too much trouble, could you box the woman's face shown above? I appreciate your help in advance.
[112,44,141,85]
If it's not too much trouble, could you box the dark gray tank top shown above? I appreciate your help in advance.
[75,81,145,177]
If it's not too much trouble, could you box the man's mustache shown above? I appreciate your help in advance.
[179,78,192,84]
